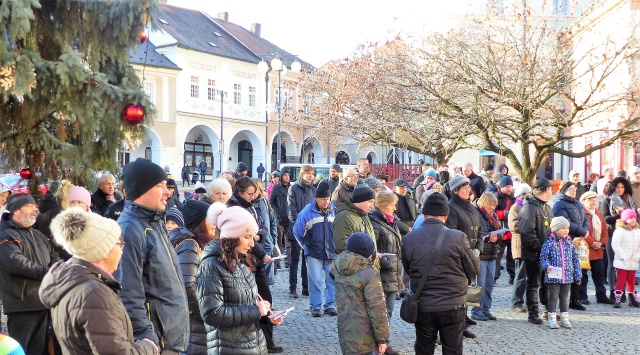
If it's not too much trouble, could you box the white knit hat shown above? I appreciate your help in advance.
[215,206,258,239]
[50,208,121,262]
[550,216,570,232]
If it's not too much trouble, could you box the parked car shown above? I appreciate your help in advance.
[0,175,48,195]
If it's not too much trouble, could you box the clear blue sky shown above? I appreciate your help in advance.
[167,0,478,67]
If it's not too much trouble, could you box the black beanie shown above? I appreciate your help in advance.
[183,200,210,230]
[484,163,494,171]
[346,232,376,259]
[560,181,574,194]
[316,181,331,198]
[123,158,167,202]
[6,194,36,214]
[236,162,248,173]
[351,184,376,203]
[421,192,449,216]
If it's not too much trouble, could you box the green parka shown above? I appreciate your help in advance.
[332,201,379,271]
[332,251,389,355]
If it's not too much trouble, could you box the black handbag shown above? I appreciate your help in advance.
[400,228,447,324]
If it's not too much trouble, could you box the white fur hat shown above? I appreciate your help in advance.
[50,208,120,262]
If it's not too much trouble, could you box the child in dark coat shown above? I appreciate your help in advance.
[540,216,582,329]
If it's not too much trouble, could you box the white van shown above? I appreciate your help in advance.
[279,163,357,184]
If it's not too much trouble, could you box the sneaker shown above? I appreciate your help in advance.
[483,311,497,321]
[512,306,527,313]
[311,309,322,317]
[301,288,309,296]
[324,308,338,316]
[384,346,400,355]
[471,313,489,321]
[289,291,298,299]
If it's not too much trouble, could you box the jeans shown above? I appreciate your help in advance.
[288,236,308,291]
[7,310,50,355]
[384,291,397,346]
[306,256,335,310]
[414,307,466,355]
[511,258,527,308]
[472,260,496,315]
[546,283,570,313]
[524,259,547,307]
[579,259,606,301]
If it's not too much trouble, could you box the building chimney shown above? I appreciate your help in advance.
[217,12,228,21]
[251,23,261,37]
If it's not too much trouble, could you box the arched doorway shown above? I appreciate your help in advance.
[366,151,379,164]
[336,151,350,165]
[238,140,253,176]
[183,126,217,176]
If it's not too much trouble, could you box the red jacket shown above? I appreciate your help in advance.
[582,207,609,260]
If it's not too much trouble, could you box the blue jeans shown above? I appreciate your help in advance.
[306,256,335,310]
[472,260,496,315]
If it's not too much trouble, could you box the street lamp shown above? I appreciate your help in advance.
[257,53,301,170]
[217,90,227,176]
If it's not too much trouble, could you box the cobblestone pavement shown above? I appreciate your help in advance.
[1,263,638,354]
[270,263,640,354]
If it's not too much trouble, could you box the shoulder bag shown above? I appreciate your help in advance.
[400,228,447,324]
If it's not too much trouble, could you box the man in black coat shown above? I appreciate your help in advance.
[463,163,486,200]
[91,173,122,216]
[518,178,555,325]
[270,167,292,267]
[114,158,189,354]
[403,193,479,354]
[0,194,60,353]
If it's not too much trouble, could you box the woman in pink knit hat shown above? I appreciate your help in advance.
[68,186,92,212]
[196,206,286,354]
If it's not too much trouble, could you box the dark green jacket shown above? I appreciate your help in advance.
[332,201,379,271]
[332,251,389,355]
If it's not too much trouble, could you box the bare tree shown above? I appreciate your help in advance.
[293,8,639,182]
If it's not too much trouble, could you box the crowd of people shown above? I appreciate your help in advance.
[0,158,640,354]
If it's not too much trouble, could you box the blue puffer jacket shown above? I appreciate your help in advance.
[552,192,589,238]
[540,234,582,284]
[293,201,336,260]
[115,201,189,352]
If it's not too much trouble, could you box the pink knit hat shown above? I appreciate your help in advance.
[68,186,91,208]
[621,209,638,223]
[215,206,258,239]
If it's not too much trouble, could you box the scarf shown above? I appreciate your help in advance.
[383,212,395,224]
[585,208,602,242]
[480,207,500,229]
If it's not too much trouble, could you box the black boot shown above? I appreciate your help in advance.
[596,292,614,305]
[569,298,586,311]
[527,305,543,324]
[629,291,640,308]
[465,315,477,326]
[463,328,476,339]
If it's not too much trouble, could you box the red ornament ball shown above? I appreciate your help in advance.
[19,168,33,180]
[122,104,145,125]
[140,30,148,44]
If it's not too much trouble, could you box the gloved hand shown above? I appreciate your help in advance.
[473,249,481,259]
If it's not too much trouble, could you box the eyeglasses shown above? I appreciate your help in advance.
[116,241,126,250]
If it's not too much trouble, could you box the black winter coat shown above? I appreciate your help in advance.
[34,192,70,260]
[394,193,417,228]
[288,179,316,237]
[552,192,589,238]
[468,172,486,200]
[473,202,499,261]
[369,208,404,292]
[402,219,479,312]
[114,201,189,352]
[169,228,207,355]
[196,241,267,354]
[445,194,483,251]
[0,213,60,313]
[269,182,290,226]
[321,176,341,197]
[519,194,554,261]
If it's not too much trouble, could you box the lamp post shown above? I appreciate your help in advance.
[217,90,227,176]
[258,53,301,170]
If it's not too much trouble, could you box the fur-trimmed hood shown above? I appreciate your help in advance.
[616,219,639,230]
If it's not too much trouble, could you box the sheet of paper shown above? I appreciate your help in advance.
[268,307,295,319]
[271,255,288,260]
[548,266,562,279]
[494,228,510,235]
